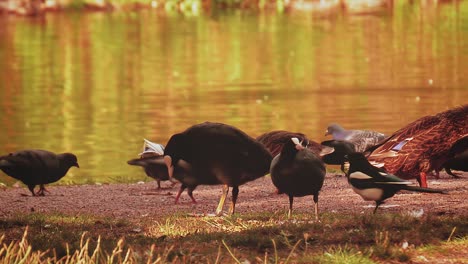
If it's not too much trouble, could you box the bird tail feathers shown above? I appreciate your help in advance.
[402,185,447,194]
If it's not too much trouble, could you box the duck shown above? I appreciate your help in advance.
[325,123,386,152]
[127,139,178,190]
[270,137,326,220]
[367,105,468,187]
[345,152,446,213]
[320,139,356,173]
[0,149,79,196]
[163,122,272,216]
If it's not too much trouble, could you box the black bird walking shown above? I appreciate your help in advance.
[270,137,326,220]
[163,122,272,216]
[0,149,79,196]
[345,152,445,213]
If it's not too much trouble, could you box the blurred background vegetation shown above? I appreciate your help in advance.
[2,0,404,16]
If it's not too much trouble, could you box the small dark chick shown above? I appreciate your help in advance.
[0,149,79,196]
[443,149,468,177]
[127,156,178,190]
[270,137,326,220]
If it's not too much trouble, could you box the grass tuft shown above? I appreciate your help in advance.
[0,212,466,263]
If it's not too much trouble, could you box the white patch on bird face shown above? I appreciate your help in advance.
[351,186,383,201]
[291,137,301,145]
[349,171,372,179]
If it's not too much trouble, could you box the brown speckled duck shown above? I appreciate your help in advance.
[367,105,468,187]
[256,130,334,158]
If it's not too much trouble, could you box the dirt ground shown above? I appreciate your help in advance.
[0,171,466,222]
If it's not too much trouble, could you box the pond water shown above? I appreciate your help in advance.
[0,2,467,185]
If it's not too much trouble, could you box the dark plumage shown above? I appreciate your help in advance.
[0,149,79,196]
[270,137,326,220]
[325,123,386,152]
[346,152,446,213]
[163,122,272,215]
[127,156,178,190]
[257,130,333,157]
[320,139,356,173]
[367,105,468,187]
[443,150,468,177]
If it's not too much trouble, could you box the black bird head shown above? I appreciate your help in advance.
[163,133,190,178]
[321,140,356,165]
[60,153,79,168]
[280,137,306,158]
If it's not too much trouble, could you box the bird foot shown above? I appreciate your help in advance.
[448,172,462,178]
[36,190,46,196]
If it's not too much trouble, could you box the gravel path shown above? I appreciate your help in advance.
[0,172,466,222]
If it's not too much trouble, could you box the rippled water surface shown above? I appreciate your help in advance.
[1,2,468,185]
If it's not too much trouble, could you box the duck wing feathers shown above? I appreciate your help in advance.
[257,130,333,157]
[368,105,468,179]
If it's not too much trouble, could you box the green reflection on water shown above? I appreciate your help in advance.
[1,2,468,185]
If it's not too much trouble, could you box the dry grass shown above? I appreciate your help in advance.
[0,211,466,263]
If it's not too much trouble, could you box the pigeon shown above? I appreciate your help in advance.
[345,152,446,213]
[0,149,79,196]
[325,123,386,152]
[163,122,272,216]
[270,137,326,220]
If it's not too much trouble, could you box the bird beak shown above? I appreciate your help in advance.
[291,137,305,150]
[325,129,330,136]
[74,162,80,168]
[163,155,174,178]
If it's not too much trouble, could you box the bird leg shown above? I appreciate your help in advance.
[174,184,187,204]
[187,188,197,204]
[27,185,36,196]
[340,163,346,174]
[36,185,49,196]
[445,167,461,178]
[313,194,319,221]
[373,201,383,214]
[156,180,161,189]
[229,186,239,215]
[418,172,428,188]
[288,195,294,219]
[215,185,229,216]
